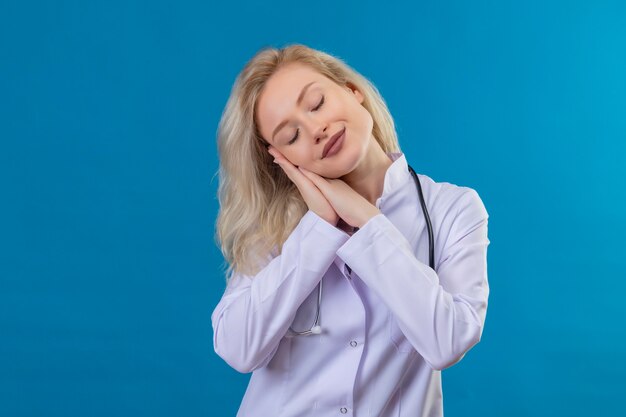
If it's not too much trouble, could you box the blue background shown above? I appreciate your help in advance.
[1,1,625,416]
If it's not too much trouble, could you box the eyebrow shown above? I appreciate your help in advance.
[271,81,317,142]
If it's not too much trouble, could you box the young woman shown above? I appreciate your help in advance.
[211,43,490,417]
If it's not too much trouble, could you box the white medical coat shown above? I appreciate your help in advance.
[211,152,490,416]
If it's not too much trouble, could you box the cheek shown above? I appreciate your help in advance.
[337,98,373,134]
[356,105,374,130]
[282,147,307,167]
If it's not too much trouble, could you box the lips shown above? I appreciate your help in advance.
[323,127,345,159]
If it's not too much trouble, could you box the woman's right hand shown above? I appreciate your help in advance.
[268,146,339,226]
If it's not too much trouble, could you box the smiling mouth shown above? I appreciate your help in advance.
[323,127,346,159]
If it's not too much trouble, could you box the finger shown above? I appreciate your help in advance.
[267,145,283,160]
[276,159,317,190]
[269,149,293,168]
[298,166,326,181]
[298,167,330,192]
[269,146,289,160]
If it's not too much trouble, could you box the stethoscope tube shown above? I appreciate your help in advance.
[408,165,435,270]
[287,164,434,337]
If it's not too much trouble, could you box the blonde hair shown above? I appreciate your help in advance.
[214,43,401,281]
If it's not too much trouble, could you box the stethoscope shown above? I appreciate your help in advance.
[287,164,434,337]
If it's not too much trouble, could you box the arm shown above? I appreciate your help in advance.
[211,210,350,373]
[336,189,490,371]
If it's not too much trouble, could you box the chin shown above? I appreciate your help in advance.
[320,153,360,179]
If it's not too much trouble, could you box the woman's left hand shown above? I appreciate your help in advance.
[298,166,381,229]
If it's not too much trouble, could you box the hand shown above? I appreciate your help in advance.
[267,146,340,226]
[298,167,382,229]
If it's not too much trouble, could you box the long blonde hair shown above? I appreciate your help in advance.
[214,43,401,281]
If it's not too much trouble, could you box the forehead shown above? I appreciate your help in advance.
[256,64,329,139]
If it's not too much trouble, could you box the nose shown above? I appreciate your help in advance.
[312,123,328,144]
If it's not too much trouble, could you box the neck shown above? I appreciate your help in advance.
[340,137,394,206]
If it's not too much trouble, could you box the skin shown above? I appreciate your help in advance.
[255,63,393,229]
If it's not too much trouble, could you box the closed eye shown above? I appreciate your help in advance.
[288,96,325,145]
[313,95,325,112]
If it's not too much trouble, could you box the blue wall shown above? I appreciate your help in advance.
[1,1,624,416]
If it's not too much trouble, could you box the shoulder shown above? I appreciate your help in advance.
[415,173,488,219]
[413,173,489,251]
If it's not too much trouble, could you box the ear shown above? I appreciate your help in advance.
[345,82,364,104]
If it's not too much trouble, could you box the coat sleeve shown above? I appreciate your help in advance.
[211,210,350,373]
[335,188,490,371]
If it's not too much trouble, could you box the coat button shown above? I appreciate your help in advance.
[350,340,358,347]
[340,407,348,414]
